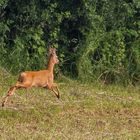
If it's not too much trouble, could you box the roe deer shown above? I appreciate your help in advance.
[2,47,60,107]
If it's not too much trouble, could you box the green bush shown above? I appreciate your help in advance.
[0,0,140,84]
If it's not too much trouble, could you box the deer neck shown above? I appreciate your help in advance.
[47,57,55,73]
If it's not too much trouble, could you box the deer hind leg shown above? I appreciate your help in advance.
[51,83,60,99]
[2,86,16,107]
[2,82,31,107]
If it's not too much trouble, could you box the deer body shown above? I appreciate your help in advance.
[2,48,60,107]
[18,70,53,88]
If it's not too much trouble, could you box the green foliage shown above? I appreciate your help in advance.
[0,0,140,83]
[77,0,140,84]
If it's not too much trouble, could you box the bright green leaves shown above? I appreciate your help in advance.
[0,0,8,7]
[14,27,46,72]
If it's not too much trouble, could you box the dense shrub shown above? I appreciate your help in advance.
[0,0,140,84]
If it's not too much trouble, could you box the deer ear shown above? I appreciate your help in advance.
[52,48,56,53]
[48,47,53,54]
[49,47,52,51]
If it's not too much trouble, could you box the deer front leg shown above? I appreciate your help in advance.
[51,83,60,99]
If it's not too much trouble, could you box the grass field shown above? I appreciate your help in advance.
[0,74,140,140]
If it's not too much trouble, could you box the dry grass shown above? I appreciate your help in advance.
[0,75,140,140]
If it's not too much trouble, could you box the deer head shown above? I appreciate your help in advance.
[49,47,59,64]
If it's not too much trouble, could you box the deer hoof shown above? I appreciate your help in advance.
[2,102,5,107]
[57,94,60,99]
